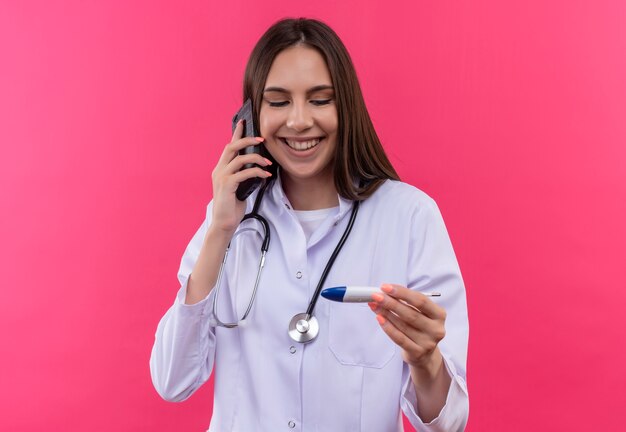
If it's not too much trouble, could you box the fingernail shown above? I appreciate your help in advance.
[264,158,272,165]
[381,284,393,294]
[376,315,386,325]
[368,302,378,311]
[237,119,243,125]
[255,137,264,142]
[264,171,272,177]
[371,293,384,303]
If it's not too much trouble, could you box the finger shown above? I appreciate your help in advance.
[228,166,272,186]
[230,119,244,143]
[368,299,432,336]
[378,306,444,348]
[375,314,427,357]
[380,284,446,320]
[222,153,272,176]
[218,136,265,166]
[371,290,430,326]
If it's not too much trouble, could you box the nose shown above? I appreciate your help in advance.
[286,100,314,132]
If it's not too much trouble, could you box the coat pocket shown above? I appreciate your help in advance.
[327,302,397,368]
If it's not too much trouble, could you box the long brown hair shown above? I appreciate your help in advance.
[243,18,399,201]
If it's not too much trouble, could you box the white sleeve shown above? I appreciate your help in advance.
[149,202,219,402]
[400,197,470,431]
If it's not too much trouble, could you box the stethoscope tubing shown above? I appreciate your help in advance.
[303,200,360,318]
[212,184,270,328]
[212,180,360,344]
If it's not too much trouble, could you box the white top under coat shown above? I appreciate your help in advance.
[150,177,469,432]
[293,206,338,242]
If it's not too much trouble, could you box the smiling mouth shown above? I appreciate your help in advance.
[280,137,323,151]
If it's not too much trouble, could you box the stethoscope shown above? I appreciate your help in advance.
[212,181,360,343]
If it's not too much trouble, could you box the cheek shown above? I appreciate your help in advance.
[259,115,269,136]
[258,109,270,136]
[321,109,339,135]
[259,110,282,137]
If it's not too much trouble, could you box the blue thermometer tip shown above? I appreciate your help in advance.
[320,286,347,302]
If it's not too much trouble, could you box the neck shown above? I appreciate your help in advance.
[281,169,338,211]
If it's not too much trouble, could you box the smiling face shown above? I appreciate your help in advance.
[259,45,338,190]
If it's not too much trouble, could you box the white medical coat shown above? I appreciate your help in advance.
[150,178,469,431]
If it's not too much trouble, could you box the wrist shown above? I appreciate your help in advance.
[409,349,444,386]
[206,224,236,243]
[408,348,452,423]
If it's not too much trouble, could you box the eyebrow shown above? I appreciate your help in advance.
[263,85,334,94]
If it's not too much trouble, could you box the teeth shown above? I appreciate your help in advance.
[283,138,321,151]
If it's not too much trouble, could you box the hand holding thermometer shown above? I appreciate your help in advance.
[321,286,441,303]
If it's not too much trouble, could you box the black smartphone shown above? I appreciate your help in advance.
[231,99,267,201]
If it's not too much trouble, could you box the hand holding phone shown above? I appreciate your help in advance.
[231,99,268,200]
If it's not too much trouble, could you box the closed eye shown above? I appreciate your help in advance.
[268,101,289,107]
[266,99,333,108]
[311,99,332,106]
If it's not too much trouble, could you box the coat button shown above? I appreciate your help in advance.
[296,271,302,279]
[288,420,296,428]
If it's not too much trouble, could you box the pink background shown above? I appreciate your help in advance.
[1,1,625,430]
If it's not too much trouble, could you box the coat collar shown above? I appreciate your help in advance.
[268,169,353,222]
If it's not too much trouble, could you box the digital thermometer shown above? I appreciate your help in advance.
[321,286,441,303]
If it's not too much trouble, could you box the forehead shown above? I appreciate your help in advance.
[265,45,332,89]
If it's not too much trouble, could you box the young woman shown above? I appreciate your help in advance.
[151,18,469,431]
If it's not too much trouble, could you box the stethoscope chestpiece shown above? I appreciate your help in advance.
[288,313,319,343]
